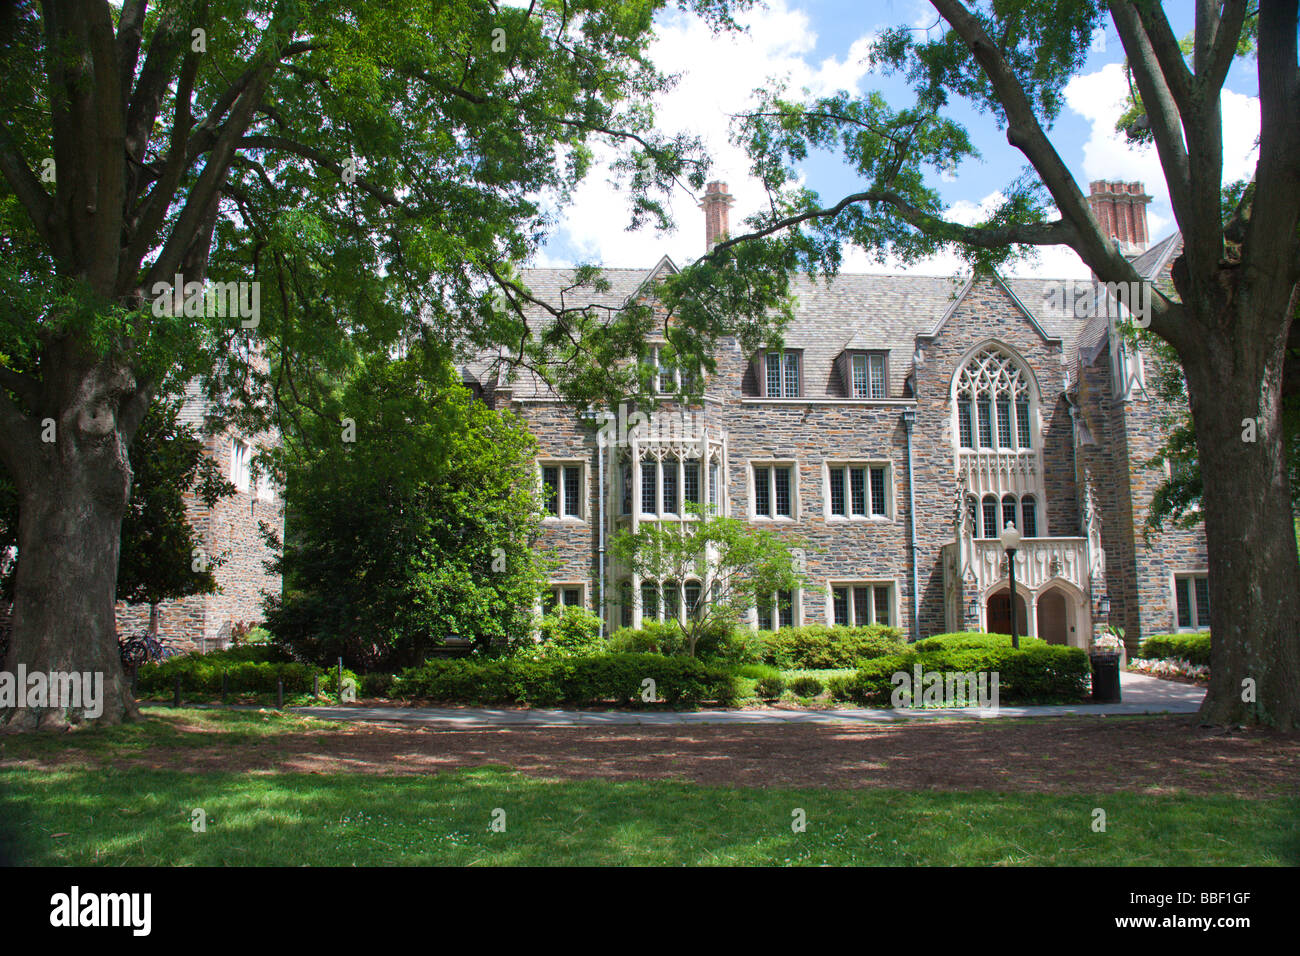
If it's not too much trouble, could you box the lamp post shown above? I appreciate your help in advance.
[999,523,1023,650]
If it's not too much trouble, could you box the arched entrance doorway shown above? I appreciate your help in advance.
[986,589,1027,636]
[1036,588,1069,645]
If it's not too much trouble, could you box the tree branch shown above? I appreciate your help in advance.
[1107,2,1192,220]
[0,126,55,249]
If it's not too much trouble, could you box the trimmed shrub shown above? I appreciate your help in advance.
[788,675,824,698]
[829,644,1089,707]
[137,655,358,698]
[755,674,786,700]
[1137,632,1210,667]
[391,653,738,707]
[913,632,1046,653]
[759,624,906,669]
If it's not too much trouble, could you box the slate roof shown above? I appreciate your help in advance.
[482,241,1188,399]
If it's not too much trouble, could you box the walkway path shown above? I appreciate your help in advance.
[294,671,1205,728]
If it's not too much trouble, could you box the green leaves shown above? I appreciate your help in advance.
[266,342,548,670]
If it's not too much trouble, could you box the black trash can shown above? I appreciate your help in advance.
[1090,652,1122,703]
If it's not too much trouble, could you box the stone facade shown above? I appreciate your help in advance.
[116,380,284,651]
[485,185,1207,654]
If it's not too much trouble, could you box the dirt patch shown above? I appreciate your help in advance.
[7,714,1297,797]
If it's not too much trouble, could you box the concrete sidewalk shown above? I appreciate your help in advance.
[293,671,1206,728]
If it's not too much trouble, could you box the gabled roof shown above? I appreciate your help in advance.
[623,254,679,307]
[920,272,1064,345]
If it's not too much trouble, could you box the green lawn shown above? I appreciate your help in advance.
[1,711,1294,866]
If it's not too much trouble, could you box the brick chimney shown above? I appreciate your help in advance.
[699,181,734,251]
[1087,180,1152,254]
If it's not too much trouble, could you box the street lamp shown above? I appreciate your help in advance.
[999,523,1023,649]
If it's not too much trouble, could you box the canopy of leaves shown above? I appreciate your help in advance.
[0,0,763,458]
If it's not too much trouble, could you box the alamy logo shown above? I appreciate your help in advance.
[150,272,260,327]
[49,886,151,936]
[0,667,103,718]
[1043,280,1151,327]
[890,665,1000,710]
[595,402,706,452]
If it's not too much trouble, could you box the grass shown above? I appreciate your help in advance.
[1,710,1295,866]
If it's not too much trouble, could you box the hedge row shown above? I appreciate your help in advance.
[827,644,1090,707]
[137,655,358,697]
[757,624,906,669]
[606,622,906,670]
[913,632,1046,652]
[392,653,738,707]
[1136,632,1210,667]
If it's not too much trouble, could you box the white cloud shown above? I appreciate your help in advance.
[536,0,878,268]
[839,190,1092,279]
[539,10,1263,282]
[1064,62,1260,229]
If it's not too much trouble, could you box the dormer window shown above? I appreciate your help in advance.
[850,353,887,399]
[761,349,801,397]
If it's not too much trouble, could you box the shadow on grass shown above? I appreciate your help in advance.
[0,764,1296,867]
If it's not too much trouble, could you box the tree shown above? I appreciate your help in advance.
[653,0,1299,728]
[610,506,806,657]
[0,395,234,630]
[265,345,548,672]
[0,0,761,728]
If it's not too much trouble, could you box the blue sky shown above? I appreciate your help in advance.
[537,1,1261,279]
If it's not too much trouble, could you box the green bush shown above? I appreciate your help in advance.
[758,624,906,669]
[137,655,359,698]
[391,653,738,707]
[755,674,786,700]
[1137,632,1210,666]
[829,644,1089,707]
[194,644,294,664]
[520,605,605,660]
[607,621,688,656]
[606,621,763,665]
[788,675,824,698]
[360,673,397,698]
[912,632,1046,653]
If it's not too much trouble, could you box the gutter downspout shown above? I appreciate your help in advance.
[582,408,614,637]
[902,409,919,642]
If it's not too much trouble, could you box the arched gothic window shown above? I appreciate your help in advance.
[955,347,1033,450]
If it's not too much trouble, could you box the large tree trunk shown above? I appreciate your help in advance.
[1184,301,1300,730]
[0,362,140,732]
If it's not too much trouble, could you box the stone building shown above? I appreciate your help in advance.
[480,180,1208,655]
[115,378,284,651]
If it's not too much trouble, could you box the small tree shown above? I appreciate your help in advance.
[610,506,806,657]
